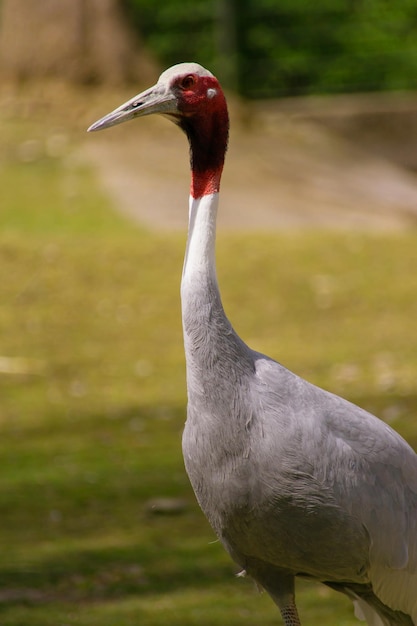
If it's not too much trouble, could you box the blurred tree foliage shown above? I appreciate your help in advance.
[124,0,417,97]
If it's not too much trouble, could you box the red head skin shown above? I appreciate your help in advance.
[169,73,230,199]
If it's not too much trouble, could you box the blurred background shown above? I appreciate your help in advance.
[1,2,417,625]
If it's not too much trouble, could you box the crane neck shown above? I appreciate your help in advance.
[182,192,219,289]
[179,103,229,200]
[181,191,254,418]
[180,98,232,366]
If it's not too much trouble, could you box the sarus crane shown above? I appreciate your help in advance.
[88,63,417,626]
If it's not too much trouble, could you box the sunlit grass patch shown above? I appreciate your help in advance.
[0,158,134,235]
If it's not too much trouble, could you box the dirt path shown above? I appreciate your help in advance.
[83,105,417,231]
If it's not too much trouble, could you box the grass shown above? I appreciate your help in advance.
[1,87,417,625]
[0,159,129,235]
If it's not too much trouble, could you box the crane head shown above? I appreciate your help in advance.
[88,62,229,198]
[87,62,226,133]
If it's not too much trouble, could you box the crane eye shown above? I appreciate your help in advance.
[180,75,196,90]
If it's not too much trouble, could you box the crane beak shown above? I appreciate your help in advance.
[87,83,179,132]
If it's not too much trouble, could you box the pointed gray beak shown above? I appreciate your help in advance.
[87,82,178,132]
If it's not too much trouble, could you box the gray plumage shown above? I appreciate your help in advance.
[181,236,417,626]
[88,63,417,626]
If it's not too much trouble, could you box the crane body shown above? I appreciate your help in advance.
[88,63,417,626]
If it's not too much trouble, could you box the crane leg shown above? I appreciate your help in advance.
[280,603,302,626]
[248,564,301,626]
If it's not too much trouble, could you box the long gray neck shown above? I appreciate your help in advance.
[181,193,252,403]
[181,193,223,349]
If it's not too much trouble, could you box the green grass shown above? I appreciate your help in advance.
[1,97,417,625]
[0,159,132,235]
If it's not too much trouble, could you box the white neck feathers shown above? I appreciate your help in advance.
[182,193,219,287]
